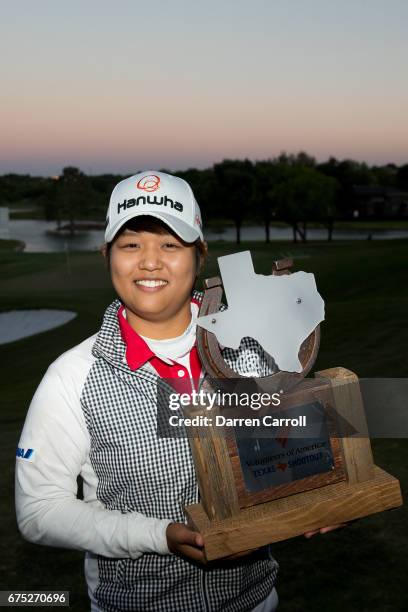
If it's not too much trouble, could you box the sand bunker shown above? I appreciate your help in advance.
[0,310,77,345]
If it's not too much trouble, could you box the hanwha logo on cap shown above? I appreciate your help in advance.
[137,174,160,192]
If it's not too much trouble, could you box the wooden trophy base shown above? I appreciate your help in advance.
[184,367,403,561]
[186,466,402,561]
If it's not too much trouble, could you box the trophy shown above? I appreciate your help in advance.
[183,252,403,561]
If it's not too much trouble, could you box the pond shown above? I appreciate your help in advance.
[5,219,408,253]
[0,310,77,345]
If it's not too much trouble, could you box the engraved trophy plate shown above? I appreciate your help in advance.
[236,402,335,493]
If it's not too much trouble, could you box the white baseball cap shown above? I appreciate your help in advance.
[105,171,204,243]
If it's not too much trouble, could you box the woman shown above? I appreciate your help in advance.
[16,170,334,611]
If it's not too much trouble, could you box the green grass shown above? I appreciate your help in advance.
[1,239,407,611]
[0,239,25,252]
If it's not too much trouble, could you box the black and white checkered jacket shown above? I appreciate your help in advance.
[16,290,279,612]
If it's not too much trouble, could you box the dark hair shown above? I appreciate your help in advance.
[104,215,208,277]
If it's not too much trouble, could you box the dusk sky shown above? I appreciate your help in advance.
[1,0,407,176]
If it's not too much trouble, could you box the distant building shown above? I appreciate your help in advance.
[352,185,408,218]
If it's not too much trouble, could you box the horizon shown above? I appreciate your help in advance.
[0,151,406,180]
[1,0,407,175]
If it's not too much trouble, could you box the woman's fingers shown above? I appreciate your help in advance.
[304,529,320,538]
[304,523,348,538]
[177,543,206,564]
[174,523,204,547]
[166,523,205,562]
[319,523,347,534]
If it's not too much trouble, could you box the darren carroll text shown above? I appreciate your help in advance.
[168,415,307,428]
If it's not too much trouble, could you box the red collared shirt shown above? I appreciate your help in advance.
[117,299,202,394]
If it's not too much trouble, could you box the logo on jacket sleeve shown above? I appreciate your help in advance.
[16,447,35,461]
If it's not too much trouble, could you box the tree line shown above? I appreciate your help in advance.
[1,153,408,242]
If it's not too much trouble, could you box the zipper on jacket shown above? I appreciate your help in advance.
[200,568,210,612]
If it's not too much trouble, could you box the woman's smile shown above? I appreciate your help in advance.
[134,278,169,292]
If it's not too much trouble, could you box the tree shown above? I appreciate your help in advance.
[396,164,408,191]
[274,165,338,242]
[213,160,255,243]
[253,161,278,243]
[318,158,377,219]
[0,174,51,208]
[177,168,218,228]
[56,167,91,235]
[372,164,397,188]
[38,178,62,226]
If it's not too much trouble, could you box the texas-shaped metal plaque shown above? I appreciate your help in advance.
[196,251,325,373]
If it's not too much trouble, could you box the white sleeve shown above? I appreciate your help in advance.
[15,357,172,559]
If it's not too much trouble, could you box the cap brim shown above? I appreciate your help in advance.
[105,211,202,244]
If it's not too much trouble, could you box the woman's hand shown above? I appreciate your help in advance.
[166,523,206,563]
[304,523,348,538]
